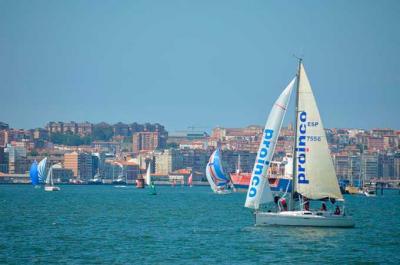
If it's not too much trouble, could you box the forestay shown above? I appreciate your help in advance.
[245,78,295,209]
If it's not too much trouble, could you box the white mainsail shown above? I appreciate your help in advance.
[294,64,343,200]
[245,78,295,209]
[45,163,62,186]
[145,165,151,186]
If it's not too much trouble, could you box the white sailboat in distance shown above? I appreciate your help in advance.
[44,163,61,191]
[245,60,354,228]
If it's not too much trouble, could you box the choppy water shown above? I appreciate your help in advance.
[1,185,399,264]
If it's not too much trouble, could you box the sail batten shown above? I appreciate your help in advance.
[245,77,296,209]
[294,64,343,200]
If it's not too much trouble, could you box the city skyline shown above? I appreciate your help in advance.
[1,1,399,131]
[1,119,399,133]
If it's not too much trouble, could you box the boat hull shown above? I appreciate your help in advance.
[216,189,232,195]
[45,186,60,191]
[256,211,355,228]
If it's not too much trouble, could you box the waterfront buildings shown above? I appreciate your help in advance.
[0,120,399,185]
[64,152,93,180]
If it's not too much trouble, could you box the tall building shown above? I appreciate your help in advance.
[77,122,93,136]
[64,152,78,177]
[378,153,395,179]
[6,145,28,174]
[349,155,362,184]
[132,131,167,153]
[361,153,378,181]
[0,147,6,173]
[46,122,64,134]
[367,137,385,151]
[0,130,8,147]
[394,153,400,179]
[113,122,130,137]
[333,154,350,180]
[63,121,78,134]
[64,152,93,180]
[155,149,183,175]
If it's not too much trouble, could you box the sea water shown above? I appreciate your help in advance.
[1,185,399,264]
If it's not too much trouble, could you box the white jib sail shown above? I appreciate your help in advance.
[295,64,343,200]
[245,77,295,209]
[145,165,151,186]
[45,165,53,185]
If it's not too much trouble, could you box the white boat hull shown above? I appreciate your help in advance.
[45,186,60,191]
[364,191,376,197]
[216,189,232,195]
[256,211,355,228]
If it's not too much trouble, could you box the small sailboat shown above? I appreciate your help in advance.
[44,163,61,191]
[145,165,157,195]
[205,148,232,194]
[245,60,354,227]
[88,172,103,185]
[187,173,193,187]
[113,162,127,187]
[29,161,40,188]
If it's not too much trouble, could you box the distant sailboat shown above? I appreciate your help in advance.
[205,148,232,194]
[29,161,40,188]
[88,153,102,184]
[245,60,354,227]
[44,163,61,191]
[145,165,157,195]
[113,162,127,187]
[187,173,193,187]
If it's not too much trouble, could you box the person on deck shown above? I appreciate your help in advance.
[320,202,327,211]
[334,205,341,215]
[304,198,310,211]
[279,198,288,211]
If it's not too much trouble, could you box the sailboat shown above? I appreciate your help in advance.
[187,173,193,187]
[245,60,354,227]
[113,162,127,187]
[205,148,232,194]
[29,161,40,188]
[145,165,157,195]
[44,163,61,191]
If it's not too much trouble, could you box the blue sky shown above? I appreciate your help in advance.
[0,0,399,131]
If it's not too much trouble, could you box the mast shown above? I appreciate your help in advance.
[290,58,302,211]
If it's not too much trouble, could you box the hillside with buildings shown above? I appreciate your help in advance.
[0,121,399,185]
